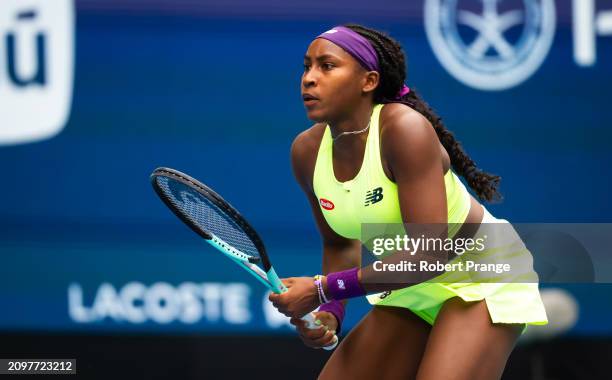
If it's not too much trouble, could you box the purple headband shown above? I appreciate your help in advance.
[317,26,379,72]
[316,26,410,100]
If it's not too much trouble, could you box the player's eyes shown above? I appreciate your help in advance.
[302,62,334,72]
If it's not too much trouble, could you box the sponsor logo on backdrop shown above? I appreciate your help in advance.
[424,0,612,90]
[573,0,612,66]
[0,0,74,145]
[68,282,291,328]
[424,0,556,91]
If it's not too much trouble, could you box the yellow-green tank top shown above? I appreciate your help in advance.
[313,103,471,241]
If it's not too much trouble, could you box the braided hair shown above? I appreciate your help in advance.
[344,24,502,202]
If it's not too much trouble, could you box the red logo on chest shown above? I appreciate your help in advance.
[319,198,335,210]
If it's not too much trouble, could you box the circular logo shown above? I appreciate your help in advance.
[424,0,556,91]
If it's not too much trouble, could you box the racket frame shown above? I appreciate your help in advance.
[151,167,337,349]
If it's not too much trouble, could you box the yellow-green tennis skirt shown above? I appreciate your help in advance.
[366,206,549,327]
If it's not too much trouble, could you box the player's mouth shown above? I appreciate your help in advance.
[302,93,319,107]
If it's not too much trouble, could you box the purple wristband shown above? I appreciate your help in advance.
[318,300,345,334]
[326,268,366,301]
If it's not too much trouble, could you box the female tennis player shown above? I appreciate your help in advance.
[269,24,548,379]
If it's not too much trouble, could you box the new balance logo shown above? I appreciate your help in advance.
[379,290,392,299]
[364,187,383,206]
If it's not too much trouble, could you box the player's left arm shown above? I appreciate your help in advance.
[357,104,450,293]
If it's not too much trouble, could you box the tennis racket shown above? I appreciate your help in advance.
[150,167,338,349]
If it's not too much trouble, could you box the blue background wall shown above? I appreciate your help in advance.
[1,0,611,336]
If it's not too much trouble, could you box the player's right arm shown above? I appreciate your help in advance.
[289,126,362,348]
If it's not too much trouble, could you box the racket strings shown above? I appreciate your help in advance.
[156,177,261,260]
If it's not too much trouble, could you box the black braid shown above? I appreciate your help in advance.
[344,24,502,202]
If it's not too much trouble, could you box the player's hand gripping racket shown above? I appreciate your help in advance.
[150,167,338,350]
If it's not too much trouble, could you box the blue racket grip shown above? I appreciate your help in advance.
[271,271,339,351]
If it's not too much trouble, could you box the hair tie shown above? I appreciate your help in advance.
[395,84,410,100]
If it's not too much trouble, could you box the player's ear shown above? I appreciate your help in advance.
[362,71,380,94]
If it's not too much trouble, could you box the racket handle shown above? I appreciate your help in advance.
[300,311,319,328]
[276,276,339,350]
[301,312,339,350]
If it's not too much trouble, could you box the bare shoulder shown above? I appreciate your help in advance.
[291,123,326,192]
[379,102,435,141]
[379,102,441,169]
[291,123,326,161]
